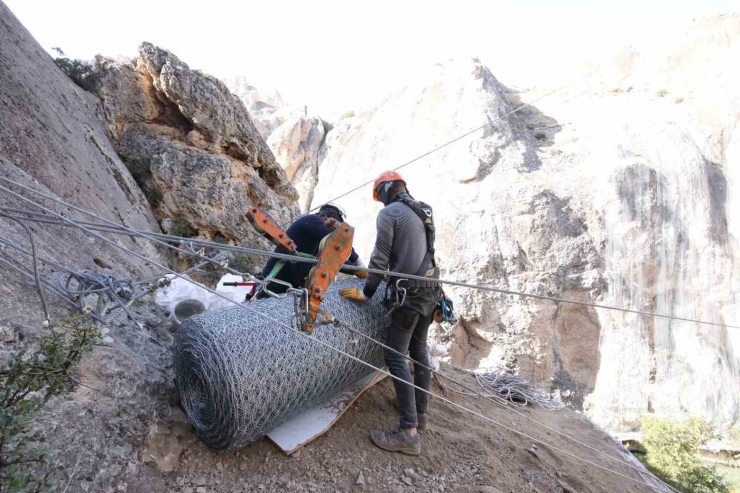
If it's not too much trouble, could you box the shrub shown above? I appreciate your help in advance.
[145,187,163,207]
[729,424,740,446]
[53,57,97,91]
[674,97,685,104]
[169,218,194,238]
[228,255,252,274]
[339,111,355,120]
[126,156,152,184]
[534,132,547,140]
[0,314,100,491]
[638,416,730,493]
[655,89,669,98]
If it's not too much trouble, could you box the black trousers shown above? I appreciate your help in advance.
[384,306,434,429]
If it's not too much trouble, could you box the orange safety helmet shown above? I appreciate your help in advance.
[372,170,407,202]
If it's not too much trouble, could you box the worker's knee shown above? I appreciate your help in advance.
[409,347,429,365]
[383,348,406,368]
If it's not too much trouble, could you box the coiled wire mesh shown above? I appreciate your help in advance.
[174,278,388,451]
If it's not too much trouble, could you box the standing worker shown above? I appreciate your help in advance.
[339,170,440,455]
[257,203,366,297]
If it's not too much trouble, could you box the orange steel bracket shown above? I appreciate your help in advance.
[246,205,297,253]
[302,222,355,333]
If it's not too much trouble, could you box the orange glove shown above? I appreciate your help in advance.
[339,287,368,302]
[354,269,368,279]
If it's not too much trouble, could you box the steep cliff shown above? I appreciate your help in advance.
[298,23,740,433]
[0,1,163,327]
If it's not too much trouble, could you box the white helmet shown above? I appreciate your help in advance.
[318,202,347,222]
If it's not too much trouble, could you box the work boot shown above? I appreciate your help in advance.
[417,412,429,431]
[370,425,420,455]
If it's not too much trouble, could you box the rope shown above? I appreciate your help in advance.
[0,232,153,326]
[0,182,673,492]
[450,366,565,411]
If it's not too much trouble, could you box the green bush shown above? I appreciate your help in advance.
[169,218,194,238]
[655,88,669,98]
[534,132,547,140]
[145,187,163,207]
[126,156,152,184]
[53,57,97,91]
[0,314,100,492]
[228,255,252,274]
[638,416,730,493]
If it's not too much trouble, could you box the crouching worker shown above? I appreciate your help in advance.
[257,203,366,298]
[339,170,440,455]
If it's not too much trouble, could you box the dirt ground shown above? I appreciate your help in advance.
[136,368,663,493]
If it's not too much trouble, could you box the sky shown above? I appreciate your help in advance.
[5,0,739,116]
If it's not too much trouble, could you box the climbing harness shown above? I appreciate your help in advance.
[383,278,409,318]
[433,289,456,324]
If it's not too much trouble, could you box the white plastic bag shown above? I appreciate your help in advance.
[428,342,449,371]
[155,275,211,314]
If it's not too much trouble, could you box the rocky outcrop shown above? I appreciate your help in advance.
[225,76,303,140]
[267,117,326,211]
[77,45,299,240]
[308,53,740,432]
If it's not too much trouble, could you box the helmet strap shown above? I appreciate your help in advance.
[377,182,394,205]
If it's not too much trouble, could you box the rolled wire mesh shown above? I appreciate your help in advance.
[174,278,388,451]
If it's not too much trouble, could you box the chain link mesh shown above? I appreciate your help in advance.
[174,278,388,451]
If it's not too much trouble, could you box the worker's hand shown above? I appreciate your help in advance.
[339,287,368,302]
[353,260,368,279]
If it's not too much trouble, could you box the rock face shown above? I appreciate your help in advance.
[267,116,326,211]
[225,76,303,140]
[0,1,162,298]
[76,45,299,240]
[313,59,602,402]
[309,51,740,432]
[0,3,174,490]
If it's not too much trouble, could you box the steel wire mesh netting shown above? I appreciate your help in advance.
[174,278,388,451]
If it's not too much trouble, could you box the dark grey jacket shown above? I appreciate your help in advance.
[362,195,428,299]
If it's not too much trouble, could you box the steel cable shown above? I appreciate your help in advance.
[0,200,671,486]
[1,186,736,331]
[0,183,673,492]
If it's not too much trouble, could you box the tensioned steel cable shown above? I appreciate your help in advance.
[0,196,686,486]
[0,182,678,492]
[0,185,670,492]
[0,178,737,331]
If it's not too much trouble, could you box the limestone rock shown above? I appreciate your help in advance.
[0,1,164,333]
[267,117,326,211]
[141,405,197,473]
[80,44,299,240]
[309,55,740,432]
[226,76,303,140]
